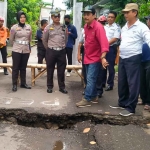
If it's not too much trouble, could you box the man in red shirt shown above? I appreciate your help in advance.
[76,6,109,107]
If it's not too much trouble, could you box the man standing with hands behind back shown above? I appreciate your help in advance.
[43,8,68,94]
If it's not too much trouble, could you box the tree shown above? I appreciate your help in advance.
[7,0,51,37]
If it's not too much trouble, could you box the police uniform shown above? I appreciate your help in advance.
[103,23,121,90]
[9,11,32,91]
[42,8,68,94]
[0,17,8,75]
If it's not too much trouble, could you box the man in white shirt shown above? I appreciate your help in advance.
[102,11,121,92]
[110,3,150,116]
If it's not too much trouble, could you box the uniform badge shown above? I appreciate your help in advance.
[50,27,54,30]
[16,27,21,31]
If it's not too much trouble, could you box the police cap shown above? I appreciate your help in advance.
[50,8,61,16]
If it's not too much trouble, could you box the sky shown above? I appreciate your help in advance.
[43,0,67,10]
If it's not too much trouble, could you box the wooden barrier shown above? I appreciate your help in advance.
[0,63,83,86]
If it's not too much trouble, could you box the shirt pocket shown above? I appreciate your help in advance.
[87,32,95,43]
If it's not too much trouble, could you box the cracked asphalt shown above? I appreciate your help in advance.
[0,46,150,150]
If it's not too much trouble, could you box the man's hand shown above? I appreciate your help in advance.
[101,58,109,69]
[67,32,71,35]
[77,54,82,63]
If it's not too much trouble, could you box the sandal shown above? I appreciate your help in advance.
[144,105,150,110]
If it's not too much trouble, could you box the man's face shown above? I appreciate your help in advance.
[83,12,95,24]
[20,15,26,24]
[146,19,150,28]
[43,22,48,28]
[123,10,137,21]
[64,18,70,25]
[107,13,116,25]
[0,20,4,27]
[52,14,60,23]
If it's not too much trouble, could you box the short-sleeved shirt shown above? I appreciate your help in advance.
[104,23,121,46]
[79,29,85,44]
[42,23,68,50]
[84,20,109,64]
[0,26,7,47]
[9,24,32,53]
[120,19,150,59]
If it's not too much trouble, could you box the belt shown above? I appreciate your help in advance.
[15,40,29,45]
[50,47,65,51]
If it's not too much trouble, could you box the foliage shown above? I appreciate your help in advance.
[7,0,51,38]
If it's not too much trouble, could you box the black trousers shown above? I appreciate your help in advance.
[118,54,141,113]
[66,47,73,72]
[0,46,7,71]
[101,45,117,88]
[12,52,30,85]
[140,61,150,105]
[37,51,46,70]
[46,48,66,89]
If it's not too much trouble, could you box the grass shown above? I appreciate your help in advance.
[115,65,118,73]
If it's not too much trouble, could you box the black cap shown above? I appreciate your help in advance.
[81,6,96,15]
[145,15,150,20]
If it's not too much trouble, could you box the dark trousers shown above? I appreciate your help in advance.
[81,49,87,85]
[37,52,46,70]
[12,52,29,85]
[0,46,7,71]
[102,46,117,87]
[140,61,150,105]
[46,48,66,89]
[66,47,73,72]
[96,64,104,95]
[118,54,141,113]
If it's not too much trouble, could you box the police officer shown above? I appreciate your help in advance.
[9,11,32,92]
[36,19,48,72]
[42,8,68,94]
[0,16,8,75]
[103,11,121,91]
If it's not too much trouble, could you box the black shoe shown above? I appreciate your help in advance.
[105,86,113,91]
[59,88,68,94]
[4,71,8,75]
[47,88,52,93]
[20,84,31,89]
[98,94,102,98]
[12,85,17,92]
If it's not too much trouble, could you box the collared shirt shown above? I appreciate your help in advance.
[104,23,121,45]
[0,26,7,47]
[84,20,109,64]
[66,24,77,49]
[120,19,150,59]
[42,23,68,49]
[79,29,85,44]
[9,24,32,53]
[36,28,46,51]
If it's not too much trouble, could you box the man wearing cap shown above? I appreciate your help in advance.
[109,3,150,116]
[139,15,150,111]
[43,8,68,94]
[76,6,109,107]
[0,16,8,75]
[64,15,78,77]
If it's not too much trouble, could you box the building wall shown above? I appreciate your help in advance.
[0,0,7,27]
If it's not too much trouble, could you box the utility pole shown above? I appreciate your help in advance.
[52,0,54,9]
[73,0,76,25]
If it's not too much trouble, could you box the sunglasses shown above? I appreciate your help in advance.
[54,15,60,18]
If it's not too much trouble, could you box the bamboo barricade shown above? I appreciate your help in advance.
[0,63,83,86]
